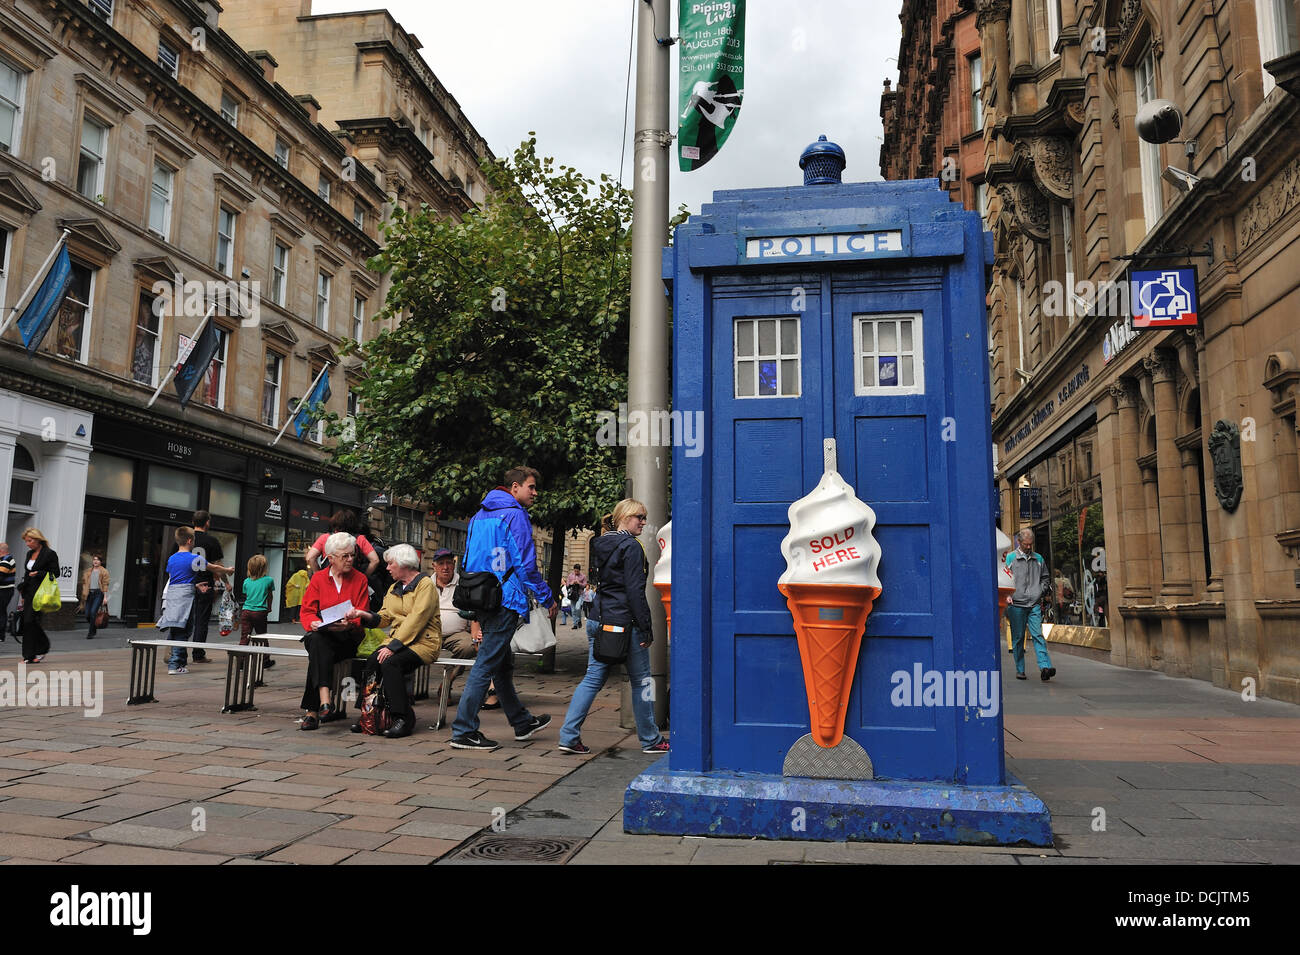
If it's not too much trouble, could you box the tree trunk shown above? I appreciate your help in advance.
[537,520,568,674]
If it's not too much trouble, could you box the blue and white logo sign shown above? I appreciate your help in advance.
[1131,268,1199,328]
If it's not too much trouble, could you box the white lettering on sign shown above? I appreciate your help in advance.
[745,231,903,260]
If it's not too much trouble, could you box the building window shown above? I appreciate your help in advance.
[977,181,989,218]
[132,291,161,385]
[1015,278,1027,373]
[734,317,800,398]
[316,271,331,330]
[55,262,95,363]
[9,442,37,512]
[0,58,26,154]
[271,241,289,307]
[148,161,174,239]
[1045,0,1062,57]
[317,176,331,203]
[157,39,179,79]
[1134,47,1164,231]
[0,228,10,314]
[262,350,282,427]
[353,205,365,230]
[198,327,228,409]
[87,0,113,24]
[274,137,290,169]
[1258,0,1299,94]
[352,295,365,342]
[216,207,236,277]
[1061,203,1076,325]
[855,314,924,395]
[970,55,984,131]
[220,92,239,127]
[347,389,359,417]
[78,116,108,200]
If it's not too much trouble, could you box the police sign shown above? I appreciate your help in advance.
[745,230,903,260]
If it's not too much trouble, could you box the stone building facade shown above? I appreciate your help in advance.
[971,0,1300,702]
[881,0,990,216]
[0,0,488,623]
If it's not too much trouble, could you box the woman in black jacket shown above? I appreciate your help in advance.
[557,499,668,756]
[18,527,59,663]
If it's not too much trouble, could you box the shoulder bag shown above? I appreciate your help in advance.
[452,520,515,617]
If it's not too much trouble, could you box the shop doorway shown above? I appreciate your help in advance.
[79,515,130,619]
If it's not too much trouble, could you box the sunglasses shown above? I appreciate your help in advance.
[633,514,647,520]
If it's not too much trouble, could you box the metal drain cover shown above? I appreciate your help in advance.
[450,835,588,864]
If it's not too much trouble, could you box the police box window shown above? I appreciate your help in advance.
[734,317,800,398]
[855,314,924,395]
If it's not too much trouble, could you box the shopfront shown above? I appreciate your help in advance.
[84,418,250,626]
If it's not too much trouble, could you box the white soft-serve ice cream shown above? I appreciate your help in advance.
[996,527,1015,611]
[778,441,883,748]
[653,521,672,633]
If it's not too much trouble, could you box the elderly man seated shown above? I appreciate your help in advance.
[299,532,369,730]
[432,548,481,696]
[347,543,442,738]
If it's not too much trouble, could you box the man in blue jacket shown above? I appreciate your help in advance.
[450,466,557,750]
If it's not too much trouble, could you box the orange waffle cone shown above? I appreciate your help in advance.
[778,582,880,748]
[654,582,671,635]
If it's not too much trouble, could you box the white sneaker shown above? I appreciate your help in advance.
[167,666,188,675]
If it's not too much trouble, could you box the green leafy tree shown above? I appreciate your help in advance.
[333,137,636,563]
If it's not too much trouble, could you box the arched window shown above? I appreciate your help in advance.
[9,442,37,511]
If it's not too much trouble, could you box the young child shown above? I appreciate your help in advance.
[240,554,276,669]
[160,527,198,675]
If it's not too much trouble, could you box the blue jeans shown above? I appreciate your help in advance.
[560,619,662,748]
[168,587,214,667]
[451,606,535,738]
[560,607,572,625]
[1006,604,1052,674]
[85,590,104,634]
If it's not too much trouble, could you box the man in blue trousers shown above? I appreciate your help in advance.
[450,466,557,750]
[1005,529,1057,682]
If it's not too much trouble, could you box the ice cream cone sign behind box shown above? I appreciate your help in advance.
[778,439,882,749]
[996,526,1015,615]
[653,521,671,634]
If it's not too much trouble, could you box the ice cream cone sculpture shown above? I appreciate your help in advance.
[654,521,672,635]
[778,441,882,749]
[996,527,1016,615]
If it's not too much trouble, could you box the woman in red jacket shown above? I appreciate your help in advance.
[299,532,370,730]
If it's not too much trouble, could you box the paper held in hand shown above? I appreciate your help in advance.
[319,600,354,627]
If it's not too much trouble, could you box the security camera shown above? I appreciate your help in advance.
[1161,165,1202,193]
[1136,99,1183,144]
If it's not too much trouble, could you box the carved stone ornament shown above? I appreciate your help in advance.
[1143,350,1177,385]
[974,0,1012,28]
[1109,380,1138,410]
[1208,419,1244,512]
[1026,136,1074,200]
[1238,154,1300,249]
[1118,0,1144,40]
[1065,101,1087,130]
[995,181,1050,241]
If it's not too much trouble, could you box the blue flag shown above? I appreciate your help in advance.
[16,245,72,355]
[174,322,222,409]
[294,368,331,438]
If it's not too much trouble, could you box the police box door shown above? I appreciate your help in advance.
[709,270,960,780]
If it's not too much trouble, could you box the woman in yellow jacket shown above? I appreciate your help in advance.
[284,567,309,622]
[345,543,441,738]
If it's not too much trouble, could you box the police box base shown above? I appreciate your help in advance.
[623,760,1053,847]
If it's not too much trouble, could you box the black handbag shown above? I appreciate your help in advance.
[452,521,516,616]
[593,623,631,665]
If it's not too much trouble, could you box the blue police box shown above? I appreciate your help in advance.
[624,138,1052,846]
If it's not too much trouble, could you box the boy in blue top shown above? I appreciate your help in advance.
[157,526,207,675]
[449,466,557,751]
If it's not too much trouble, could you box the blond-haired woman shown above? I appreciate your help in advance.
[18,528,59,664]
[557,499,668,756]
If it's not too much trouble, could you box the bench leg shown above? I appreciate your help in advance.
[221,654,258,713]
[413,662,430,701]
[126,645,158,705]
[434,665,453,730]
[330,660,353,718]
[249,637,268,687]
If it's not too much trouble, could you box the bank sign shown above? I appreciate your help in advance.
[1131,268,1199,328]
[745,230,904,260]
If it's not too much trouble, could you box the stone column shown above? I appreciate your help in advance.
[1147,350,1193,597]
[977,1,1013,114]
[1095,385,1126,661]
[1180,444,1208,596]
[1010,0,1032,71]
[1113,379,1152,601]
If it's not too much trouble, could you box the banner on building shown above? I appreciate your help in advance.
[174,323,222,409]
[678,1,745,172]
[294,368,332,439]
[15,243,73,354]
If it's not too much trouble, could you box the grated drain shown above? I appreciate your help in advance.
[452,835,588,864]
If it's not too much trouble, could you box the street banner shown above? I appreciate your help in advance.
[294,367,332,439]
[15,243,73,354]
[678,0,745,172]
[174,322,221,409]
[1078,506,1088,548]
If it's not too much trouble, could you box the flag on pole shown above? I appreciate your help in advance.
[15,243,73,354]
[294,367,331,438]
[174,322,222,409]
[678,0,745,172]
[1077,506,1089,548]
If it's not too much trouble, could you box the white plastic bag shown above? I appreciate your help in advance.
[511,599,557,654]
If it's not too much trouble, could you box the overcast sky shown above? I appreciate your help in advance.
[309,0,902,216]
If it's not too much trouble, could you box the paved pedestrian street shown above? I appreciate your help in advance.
[0,629,1296,865]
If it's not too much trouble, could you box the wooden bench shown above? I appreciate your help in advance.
[127,639,306,714]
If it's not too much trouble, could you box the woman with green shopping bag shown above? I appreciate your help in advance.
[19,528,60,664]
